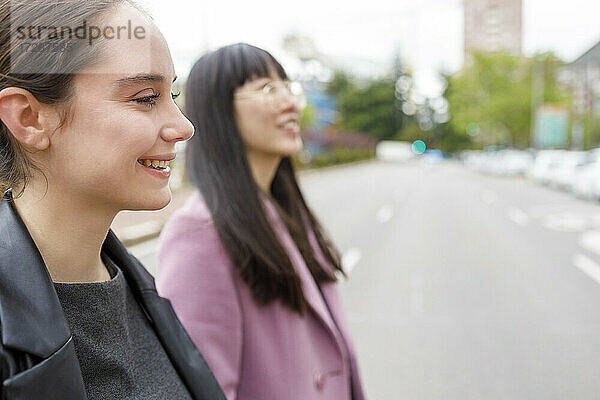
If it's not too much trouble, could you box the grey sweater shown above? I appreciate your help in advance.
[54,254,192,400]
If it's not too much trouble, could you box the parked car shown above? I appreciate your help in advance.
[376,141,414,162]
[528,150,566,185]
[570,149,600,199]
[548,151,589,190]
[497,149,534,177]
[572,161,600,200]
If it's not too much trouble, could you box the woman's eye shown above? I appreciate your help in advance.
[135,93,161,108]
[171,91,181,100]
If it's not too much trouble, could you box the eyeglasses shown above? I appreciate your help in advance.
[234,80,307,112]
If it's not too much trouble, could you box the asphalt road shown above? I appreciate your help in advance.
[130,160,600,399]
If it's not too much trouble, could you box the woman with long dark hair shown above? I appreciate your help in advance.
[0,1,224,398]
[157,43,366,400]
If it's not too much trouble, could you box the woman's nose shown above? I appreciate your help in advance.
[162,110,195,143]
[275,90,299,113]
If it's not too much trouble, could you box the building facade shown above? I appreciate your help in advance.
[563,41,600,117]
[560,40,600,147]
[464,0,522,61]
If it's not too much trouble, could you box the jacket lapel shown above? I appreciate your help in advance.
[0,190,88,399]
[260,196,346,351]
[102,230,226,400]
[0,191,71,358]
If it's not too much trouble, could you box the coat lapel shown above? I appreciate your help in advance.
[0,190,88,399]
[102,230,226,400]
[260,196,346,351]
[0,191,71,358]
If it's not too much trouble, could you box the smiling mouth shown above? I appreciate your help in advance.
[279,120,299,130]
[137,159,172,170]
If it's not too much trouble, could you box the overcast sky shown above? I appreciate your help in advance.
[140,0,600,96]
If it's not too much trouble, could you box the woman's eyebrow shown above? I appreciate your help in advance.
[113,73,177,88]
[251,78,272,88]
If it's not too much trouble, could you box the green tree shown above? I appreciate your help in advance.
[326,70,353,97]
[299,102,316,131]
[446,51,568,148]
[327,70,406,141]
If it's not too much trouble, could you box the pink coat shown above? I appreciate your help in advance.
[156,191,366,400]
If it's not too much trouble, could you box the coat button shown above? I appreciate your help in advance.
[314,371,325,390]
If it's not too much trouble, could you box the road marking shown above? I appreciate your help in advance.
[578,230,600,256]
[482,190,498,204]
[377,205,394,224]
[542,213,587,233]
[507,207,530,226]
[573,254,600,285]
[341,248,362,275]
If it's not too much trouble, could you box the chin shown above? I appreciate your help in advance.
[280,138,304,156]
[128,188,172,211]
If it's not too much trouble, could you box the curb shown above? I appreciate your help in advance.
[297,158,376,176]
[119,220,164,247]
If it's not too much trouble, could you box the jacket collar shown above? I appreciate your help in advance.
[0,190,71,358]
[258,194,345,347]
[0,189,155,358]
[0,190,225,399]
[101,224,226,400]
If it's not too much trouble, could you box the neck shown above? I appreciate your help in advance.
[13,179,116,283]
[246,150,282,195]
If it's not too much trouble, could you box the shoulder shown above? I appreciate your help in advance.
[157,190,233,283]
[159,190,216,241]
[168,190,213,225]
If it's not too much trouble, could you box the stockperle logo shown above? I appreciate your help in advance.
[15,19,147,47]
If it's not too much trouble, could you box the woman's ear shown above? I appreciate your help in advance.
[0,87,53,151]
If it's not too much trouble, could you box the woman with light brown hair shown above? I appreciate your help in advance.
[0,1,224,398]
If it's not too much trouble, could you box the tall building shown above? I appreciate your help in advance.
[562,41,600,117]
[464,0,522,61]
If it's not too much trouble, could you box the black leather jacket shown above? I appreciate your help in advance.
[0,191,226,400]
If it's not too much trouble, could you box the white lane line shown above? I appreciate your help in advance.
[482,190,498,204]
[578,230,600,256]
[341,248,362,275]
[507,207,530,226]
[542,213,587,233]
[377,205,394,224]
[573,254,600,285]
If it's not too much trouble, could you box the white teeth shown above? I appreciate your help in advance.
[282,121,298,129]
[139,159,170,169]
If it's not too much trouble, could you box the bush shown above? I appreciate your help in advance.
[294,146,375,169]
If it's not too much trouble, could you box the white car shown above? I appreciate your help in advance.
[528,150,566,184]
[549,151,589,190]
[572,162,600,200]
[376,141,414,162]
[498,150,534,177]
[571,149,600,199]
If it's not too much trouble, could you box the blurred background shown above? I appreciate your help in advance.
[111,0,600,398]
